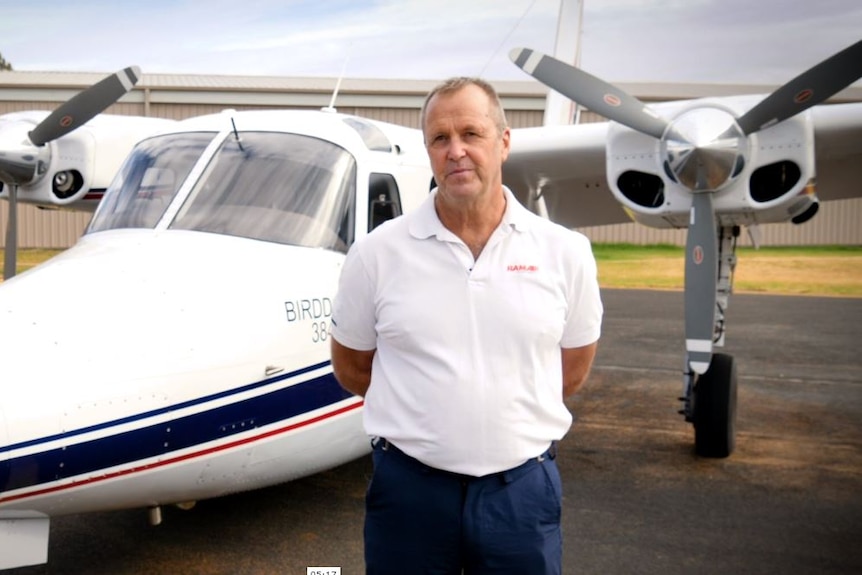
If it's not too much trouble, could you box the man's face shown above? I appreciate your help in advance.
[423,84,510,204]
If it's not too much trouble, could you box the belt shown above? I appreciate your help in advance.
[371,438,556,484]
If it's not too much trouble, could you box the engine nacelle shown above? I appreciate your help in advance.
[606,95,818,229]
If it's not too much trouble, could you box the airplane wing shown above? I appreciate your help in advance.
[812,102,862,202]
[504,101,862,230]
[504,121,632,229]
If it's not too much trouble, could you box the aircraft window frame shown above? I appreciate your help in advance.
[170,131,356,252]
[341,117,392,152]
[87,132,216,233]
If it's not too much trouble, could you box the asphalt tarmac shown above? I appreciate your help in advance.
[6,289,861,575]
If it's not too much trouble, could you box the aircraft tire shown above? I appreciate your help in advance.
[693,352,737,458]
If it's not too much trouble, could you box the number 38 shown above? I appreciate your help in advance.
[312,321,329,342]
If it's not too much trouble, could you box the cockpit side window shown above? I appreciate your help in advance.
[171,132,356,253]
[342,118,392,152]
[368,173,402,232]
[87,132,216,233]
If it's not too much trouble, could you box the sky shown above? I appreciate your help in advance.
[1,0,861,87]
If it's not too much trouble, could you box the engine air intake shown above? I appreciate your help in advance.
[617,170,665,208]
[749,161,801,203]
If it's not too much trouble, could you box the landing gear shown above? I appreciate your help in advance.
[692,353,737,458]
[679,225,740,457]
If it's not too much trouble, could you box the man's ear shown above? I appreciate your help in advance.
[501,127,511,162]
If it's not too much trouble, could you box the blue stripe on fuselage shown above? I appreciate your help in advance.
[1,361,331,454]
[0,364,353,493]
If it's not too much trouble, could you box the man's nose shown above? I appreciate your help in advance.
[446,136,467,159]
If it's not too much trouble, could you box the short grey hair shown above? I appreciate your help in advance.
[419,77,508,136]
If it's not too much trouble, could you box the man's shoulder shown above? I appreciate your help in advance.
[507,193,587,242]
[519,210,591,249]
[353,212,415,254]
[373,211,415,236]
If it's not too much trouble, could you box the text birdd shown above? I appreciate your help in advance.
[285,297,333,322]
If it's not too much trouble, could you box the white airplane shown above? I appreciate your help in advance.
[0,38,861,569]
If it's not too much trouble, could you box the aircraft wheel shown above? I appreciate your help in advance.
[693,352,737,458]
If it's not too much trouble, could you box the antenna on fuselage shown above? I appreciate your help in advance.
[322,48,352,113]
[230,116,244,151]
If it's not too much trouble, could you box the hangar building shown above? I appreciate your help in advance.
[0,71,860,248]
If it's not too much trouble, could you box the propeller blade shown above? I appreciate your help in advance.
[510,47,669,139]
[684,192,718,375]
[28,66,141,146]
[3,185,18,280]
[737,39,862,135]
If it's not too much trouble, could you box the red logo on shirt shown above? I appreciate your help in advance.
[507,264,538,272]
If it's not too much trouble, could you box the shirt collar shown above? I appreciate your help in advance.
[408,186,532,240]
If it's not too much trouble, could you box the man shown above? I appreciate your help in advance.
[330,77,602,574]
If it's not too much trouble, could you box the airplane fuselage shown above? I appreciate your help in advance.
[0,109,432,523]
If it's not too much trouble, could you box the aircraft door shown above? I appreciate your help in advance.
[368,173,402,231]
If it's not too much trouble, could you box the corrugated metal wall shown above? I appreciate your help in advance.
[0,203,91,248]
[1,87,859,248]
[4,191,859,249]
[578,197,862,246]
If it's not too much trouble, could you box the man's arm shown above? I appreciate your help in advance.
[561,341,598,399]
[331,337,376,397]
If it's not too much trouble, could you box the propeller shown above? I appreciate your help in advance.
[3,185,18,281]
[28,66,141,146]
[510,42,862,374]
[510,48,669,139]
[736,39,862,135]
[1,66,141,280]
[684,192,717,374]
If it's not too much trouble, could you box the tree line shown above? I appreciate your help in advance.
[1,52,13,71]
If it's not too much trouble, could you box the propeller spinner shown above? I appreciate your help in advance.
[1,66,141,280]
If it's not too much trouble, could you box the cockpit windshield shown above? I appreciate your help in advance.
[88,132,216,233]
[171,132,356,252]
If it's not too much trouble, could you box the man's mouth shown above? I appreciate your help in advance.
[447,167,471,178]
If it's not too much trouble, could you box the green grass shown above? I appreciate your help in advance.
[0,248,65,278]
[592,243,685,260]
[592,243,862,260]
[593,243,862,297]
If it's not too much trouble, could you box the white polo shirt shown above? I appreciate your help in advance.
[332,187,602,476]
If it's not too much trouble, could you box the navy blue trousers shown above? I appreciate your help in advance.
[364,440,563,575]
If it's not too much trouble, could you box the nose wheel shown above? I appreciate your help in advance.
[692,352,738,458]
